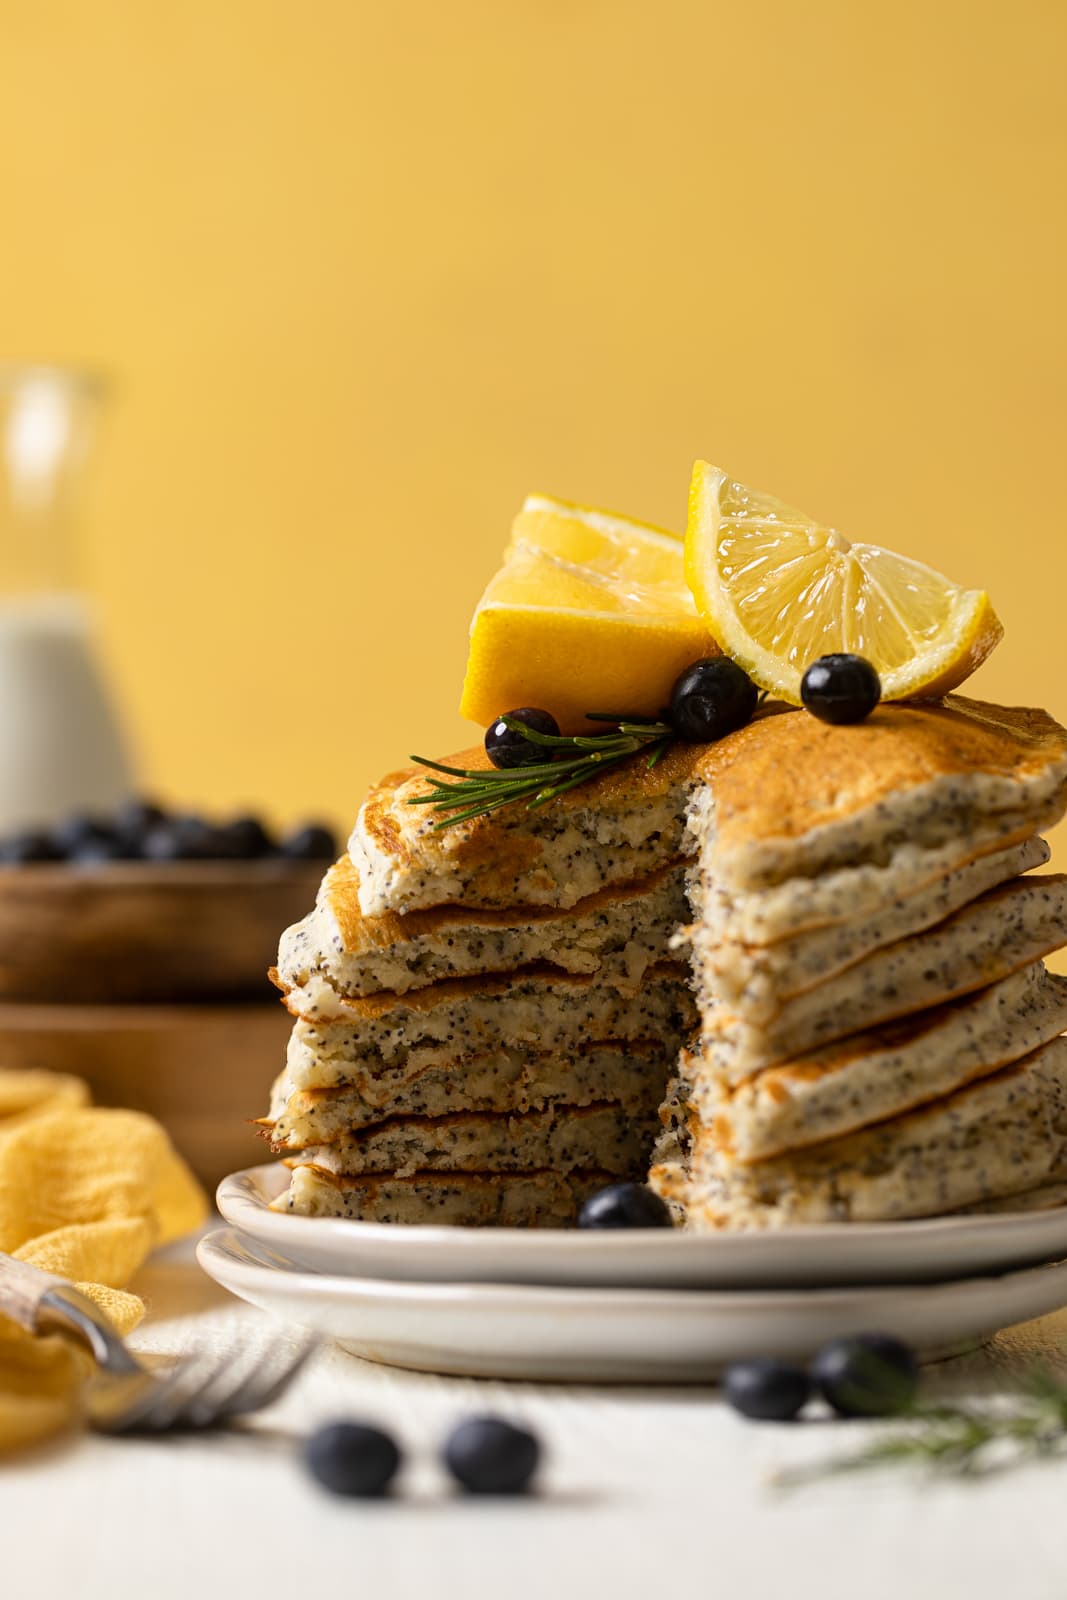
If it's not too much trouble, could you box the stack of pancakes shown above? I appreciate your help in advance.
[262,694,1067,1230]
[651,699,1067,1227]
[264,749,700,1224]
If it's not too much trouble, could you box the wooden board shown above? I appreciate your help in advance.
[0,860,321,1003]
[0,998,291,1188]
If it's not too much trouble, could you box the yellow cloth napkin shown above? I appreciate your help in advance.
[0,1070,206,1453]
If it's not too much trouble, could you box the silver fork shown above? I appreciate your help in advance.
[0,1250,316,1433]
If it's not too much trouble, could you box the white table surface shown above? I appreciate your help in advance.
[9,1238,1067,1600]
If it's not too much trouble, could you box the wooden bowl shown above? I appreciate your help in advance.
[0,860,322,1003]
[0,998,290,1188]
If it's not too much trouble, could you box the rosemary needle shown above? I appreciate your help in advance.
[407,715,674,829]
[775,1372,1067,1486]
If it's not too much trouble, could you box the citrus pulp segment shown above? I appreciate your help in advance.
[684,462,1002,704]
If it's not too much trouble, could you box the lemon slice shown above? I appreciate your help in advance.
[685,462,1002,704]
[460,493,717,730]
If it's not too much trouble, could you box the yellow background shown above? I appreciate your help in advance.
[0,0,1064,854]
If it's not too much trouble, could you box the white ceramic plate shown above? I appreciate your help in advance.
[218,1164,1067,1290]
[198,1226,1067,1382]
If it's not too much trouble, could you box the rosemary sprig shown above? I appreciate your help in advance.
[776,1371,1067,1485]
[408,715,673,830]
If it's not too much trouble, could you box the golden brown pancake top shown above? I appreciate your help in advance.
[689,696,1067,859]
[358,737,702,871]
[358,696,1067,872]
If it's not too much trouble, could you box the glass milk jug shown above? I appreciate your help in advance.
[0,364,132,831]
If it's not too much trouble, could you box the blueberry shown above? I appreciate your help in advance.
[70,836,127,866]
[800,654,881,726]
[811,1333,919,1417]
[668,658,759,743]
[137,824,185,862]
[0,830,62,864]
[107,799,167,858]
[0,832,61,870]
[305,1421,401,1497]
[141,816,222,861]
[723,1359,811,1422]
[51,813,116,858]
[177,816,228,858]
[577,1181,673,1229]
[443,1416,540,1495]
[217,815,275,859]
[115,796,168,839]
[281,823,337,861]
[484,708,561,770]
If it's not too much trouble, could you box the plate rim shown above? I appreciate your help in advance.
[197,1225,1067,1311]
[218,1162,1067,1256]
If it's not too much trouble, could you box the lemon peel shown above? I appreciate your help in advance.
[684,462,1002,704]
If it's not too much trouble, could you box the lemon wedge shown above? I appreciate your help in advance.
[460,493,717,730]
[684,462,1002,704]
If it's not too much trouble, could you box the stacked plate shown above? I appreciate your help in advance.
[199,1165,1067,1382]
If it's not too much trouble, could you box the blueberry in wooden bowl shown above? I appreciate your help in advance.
[0,799,336,1004]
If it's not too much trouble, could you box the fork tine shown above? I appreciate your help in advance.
[88,1362,190,1434]
[146,1353,246,1431]
[210,1337,319,1421]
[174,1346,266,1429]
[92,1335,321,1433]
[118,1351,235,1433]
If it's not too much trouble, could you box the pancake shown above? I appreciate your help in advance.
[958,1181,1067,1215]
[351,697,1067,921]
[696,964,1067,1162]
[273,1166,611,1225]
[351,740,702,917]
[278,855,688,999]
[699,874,1067,1078]
[687,695,1067,894]
[266,1041,670,1139]
[263,692,1067,1233]
[688,835,1049,1020]
[688,802,1065,949]
[284,1101,657,1178]
[280,960,694,1081]
[652,1036,1067,1228]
